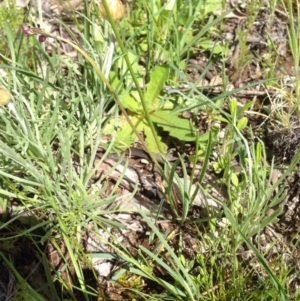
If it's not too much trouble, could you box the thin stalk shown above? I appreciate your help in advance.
[101,0,165,154]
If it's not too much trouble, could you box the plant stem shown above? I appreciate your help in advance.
[101,0,165,154]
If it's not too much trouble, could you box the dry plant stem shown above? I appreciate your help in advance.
[21,27,163,174]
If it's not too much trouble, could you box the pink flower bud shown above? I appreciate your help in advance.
[38,35,47,43]
[21,25,34,36]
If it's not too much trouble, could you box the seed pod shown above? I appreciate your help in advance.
[0,87,11,106]
[99,0,125,20]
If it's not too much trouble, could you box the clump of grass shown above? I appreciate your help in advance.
[0,0,24,55]
[283,0,300,120]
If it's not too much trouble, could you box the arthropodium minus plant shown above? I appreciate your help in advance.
[20,4,161,169]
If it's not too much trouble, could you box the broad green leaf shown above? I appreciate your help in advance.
[237,117,248,130]
[92,24,103,42]
[201,0,223,16]
[117,51,139,77]
[164,0,176,10]
[214,115,230,123]
[122,91,141,112]
[255,141,262,165]
[145,65,169,106]
[143,121,166,153]
[150,110,196,141]
[213,161,222,174]
[188,147,206,162]
[198,38,228,55]
[237,100,254,116]
[117,124,137,150]
[229,99,237,116]
[103,116,142,151]
[231,173,239,187]
[116,51,143,88]
[109,71,121,90]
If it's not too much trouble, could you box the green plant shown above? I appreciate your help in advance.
[105,64,197,152]
[212,99,251,188]
[122,0,229,72]
[282,0,300,120]
[0,0,24,55]
[0,1,298,300]
[0,12,123,300]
